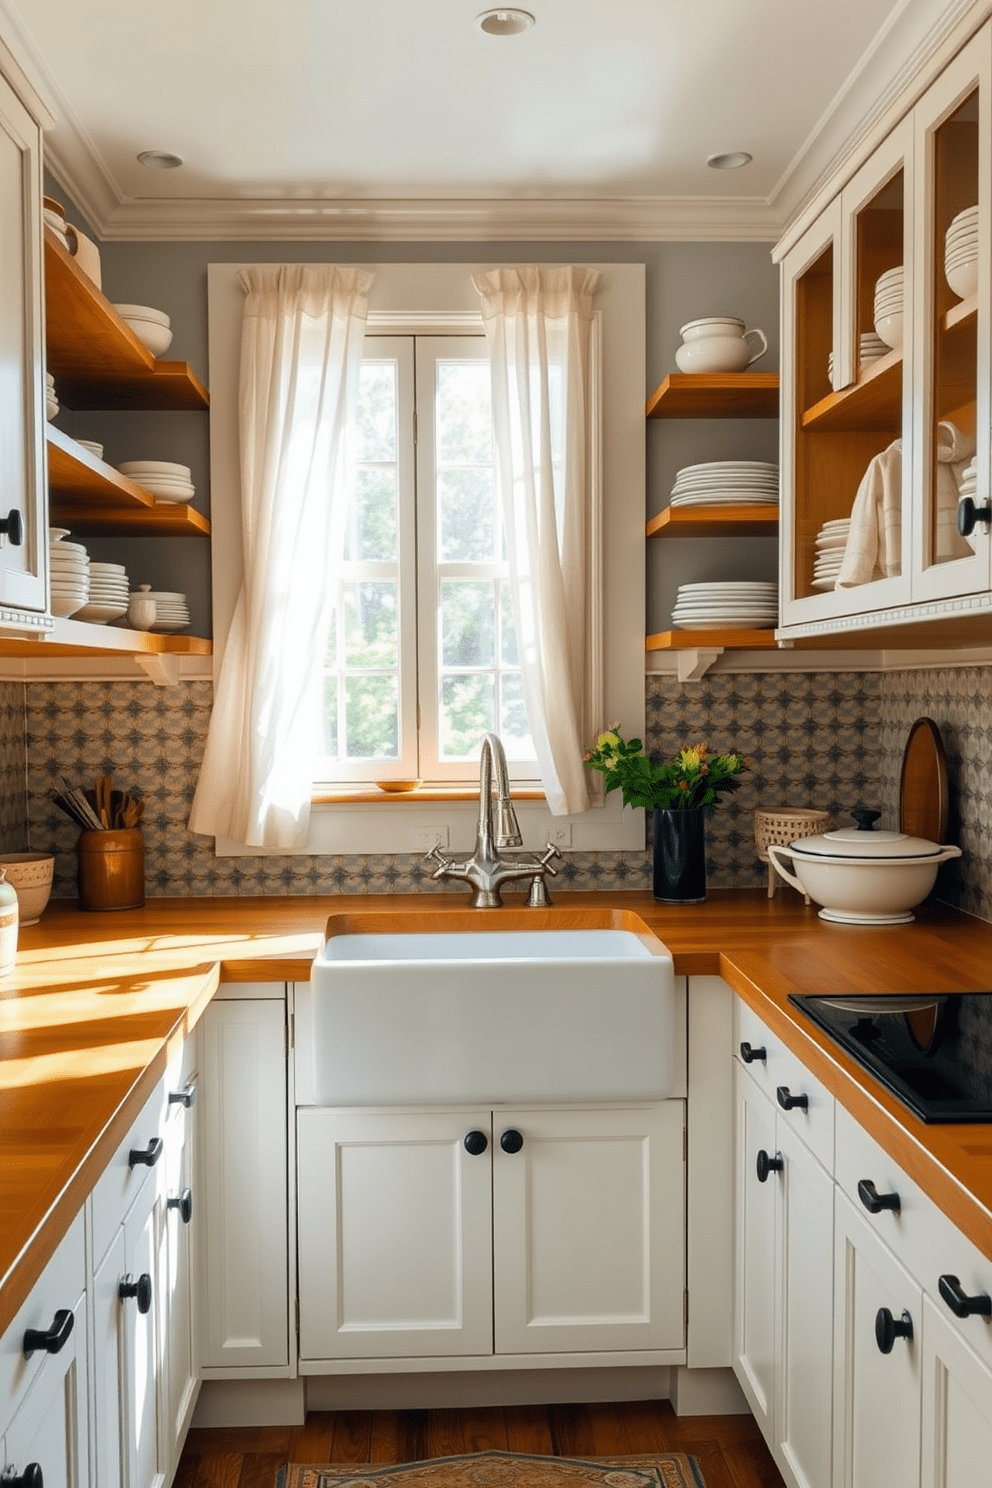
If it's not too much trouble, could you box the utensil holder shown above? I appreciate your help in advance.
[77,828,145,911]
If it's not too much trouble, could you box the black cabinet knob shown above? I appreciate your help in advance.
[168,1084,197,1109]
[23,1308,73,1357]
[119,1273,153,1315]
[463,1130,488,1156]
[128,1136,163,1169]
[739,1042,766,1064]
[168,1187,193,1224]
[858,1178,901,1215]
[875,1306,913,1354]
[776,1085,809,1112]
[5,1465,43,1488]
[938,1274,992,1320]
[756,1148,783,1183]
[500,1128,524,1154]
[0,509,24,546]
[958,496,992,537]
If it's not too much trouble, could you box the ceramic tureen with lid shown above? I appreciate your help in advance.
[767,808,962,924]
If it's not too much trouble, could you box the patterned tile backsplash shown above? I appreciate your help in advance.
[1,666,987,917]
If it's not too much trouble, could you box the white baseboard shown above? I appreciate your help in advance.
[306,1366,673,1411]
[191,1377,306,1428]
[669,1367,750,1416]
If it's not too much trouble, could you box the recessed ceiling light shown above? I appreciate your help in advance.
[706,151,753,171]
[476,8,535,36]
[137,150,184,170]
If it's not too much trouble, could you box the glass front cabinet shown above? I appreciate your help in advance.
[778,23,992,642]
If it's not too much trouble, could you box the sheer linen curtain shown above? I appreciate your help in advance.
[473,266,602,816]
[189,265,373,849]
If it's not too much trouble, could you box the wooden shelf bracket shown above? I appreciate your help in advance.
[134,653,183,687]
[676,647,725,682]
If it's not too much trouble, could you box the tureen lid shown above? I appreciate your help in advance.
[791,807,945,859]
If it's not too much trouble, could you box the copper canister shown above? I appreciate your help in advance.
[77,829,145,911]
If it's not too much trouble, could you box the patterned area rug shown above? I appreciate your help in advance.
[275,1450,706,1488]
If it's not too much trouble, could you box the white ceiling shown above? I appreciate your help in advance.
[0,0,973,239]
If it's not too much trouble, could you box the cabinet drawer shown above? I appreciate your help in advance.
[733,1001,835,1170]
[836,1105,992,1374]
[89,1075,166,1269]
[0,1209,85,1425]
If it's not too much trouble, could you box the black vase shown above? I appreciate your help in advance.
[652,806,707,903]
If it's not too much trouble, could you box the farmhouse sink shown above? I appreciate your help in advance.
[298,909,677,1106]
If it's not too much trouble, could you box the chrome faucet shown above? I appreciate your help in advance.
[425,732,562,908]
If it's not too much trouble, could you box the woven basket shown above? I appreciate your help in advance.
[754,808,831,899]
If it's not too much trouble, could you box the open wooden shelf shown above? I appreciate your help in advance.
[46,427,211,536]
[645,628,779,651]
[646,372,779,419]
[646,504,779,540]
[800,346,903,432]
[0,618,210,659]
[44,229,209,411]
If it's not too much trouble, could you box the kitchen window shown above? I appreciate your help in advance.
[321,335,537,787]
[205,261,646,855]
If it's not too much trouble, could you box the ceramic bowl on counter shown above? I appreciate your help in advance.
[0,852,55,924]
[767,809,962,924]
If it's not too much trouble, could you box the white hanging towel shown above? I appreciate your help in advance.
[835,439,902,587]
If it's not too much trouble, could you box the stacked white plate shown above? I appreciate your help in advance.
[45,371,58,422]
[112,303,173,358]
[116,459,195,503]
[811,518,851,590]
[669,460,778,507]
[670,580,778,630]
[49,528,90,617]
[43,205,69,250]
[945,205,978,299]
[74,562,129,624]
[827,332,890,384]
[77,439,104,461]
[874,267,904,349]
[130,588,191,633]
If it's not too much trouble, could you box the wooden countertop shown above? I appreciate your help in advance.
[2,889,991,1337]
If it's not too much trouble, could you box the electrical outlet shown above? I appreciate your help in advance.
[412,825,449,851]
[548,821,572,848]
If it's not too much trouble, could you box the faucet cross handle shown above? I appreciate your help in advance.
[537,843,563,874]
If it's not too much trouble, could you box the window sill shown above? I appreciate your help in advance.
[312,786,547,805]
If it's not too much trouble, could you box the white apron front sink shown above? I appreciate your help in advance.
[299,916,677,1106]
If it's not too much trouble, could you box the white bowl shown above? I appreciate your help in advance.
[116,459,191,478]
[0,854,55,925]
[945,258,979,298]
[873,311,904,350]
[121,318,173,358]
[113,303,171,327]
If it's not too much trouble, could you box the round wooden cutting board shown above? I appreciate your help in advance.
[899,716,949,843]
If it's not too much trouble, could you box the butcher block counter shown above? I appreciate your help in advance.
[2,888,992,1336]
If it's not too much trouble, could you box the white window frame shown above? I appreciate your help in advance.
[206,261,646,855]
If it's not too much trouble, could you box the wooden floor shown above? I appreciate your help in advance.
[174,1401,787,1488]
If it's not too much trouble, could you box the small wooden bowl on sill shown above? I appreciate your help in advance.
[375,780,422,794]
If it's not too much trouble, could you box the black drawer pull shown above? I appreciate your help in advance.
[168,1187,194,1224]
[500,1128,524,1154]
[776,1085,809,1112]
[740,1042,766,1064]
[4,1465,43,1488]
[23,1308,73,1357]
[168,1083,197,1109]
[756,1148,783,1183]
[938,1274,992,1319]
[119,1273,153,1315]
[858,1179,901,1215]
[875,1306,913,1354]
[128,1136,163,1169]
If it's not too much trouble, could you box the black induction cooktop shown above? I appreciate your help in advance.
[788,991,992,1123]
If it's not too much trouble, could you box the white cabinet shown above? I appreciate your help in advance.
[297,1101,685,1366]
[198,992,291,1372]
[0,1213,88,1488]
[921,1297,992,1487]
[833,1190,923,1488]
[777,18,992,643]
[733,1050,835,1488]
[0,53,48,623]
[159,1063,198,1465]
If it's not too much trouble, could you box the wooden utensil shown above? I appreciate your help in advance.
[899,717,949,843]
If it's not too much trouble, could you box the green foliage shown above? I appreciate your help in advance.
[584,727,747,812]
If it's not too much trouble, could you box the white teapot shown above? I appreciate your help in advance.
[675,316,768,374]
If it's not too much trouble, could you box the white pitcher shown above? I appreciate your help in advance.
[675,316,768,374]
